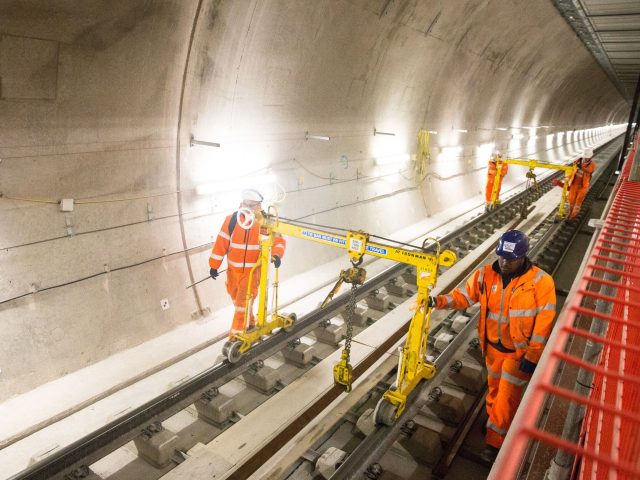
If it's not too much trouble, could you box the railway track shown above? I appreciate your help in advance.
[270,140,621,480]
[7,139,622,480]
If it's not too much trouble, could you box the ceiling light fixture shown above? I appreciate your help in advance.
[374,128,396,136]
[305,132,330,141]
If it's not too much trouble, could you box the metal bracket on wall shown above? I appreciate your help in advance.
[64,214,74,236]
[190,135,220,148]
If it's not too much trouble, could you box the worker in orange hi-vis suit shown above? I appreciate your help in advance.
[433,230,556,463]
[209,189,286,337]
[567,148,596,220]
[485,152,509,208]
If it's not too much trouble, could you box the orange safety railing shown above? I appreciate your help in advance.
[491,132,640,480]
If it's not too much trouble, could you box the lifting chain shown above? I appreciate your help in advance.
[332,265,366,392]
[343,281,358,360]
[526,169,538,191]
[520,169,539,218]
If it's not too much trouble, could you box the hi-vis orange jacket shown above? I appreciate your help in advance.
[209,211,286,271]
[437,261,556,364]
[568,158,595,190]
[488,159,508,178]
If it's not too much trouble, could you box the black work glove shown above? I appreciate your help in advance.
[576,159,582,169]
[272,255,281,268]
[519,357,537,375]
[427,296,437,308]
[209,268,218,280]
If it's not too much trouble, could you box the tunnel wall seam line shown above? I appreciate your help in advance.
[174,0,207,317]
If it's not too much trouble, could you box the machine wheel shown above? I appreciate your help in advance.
[283,312,297,333]
[374,397,398,426]
[222,341,243,364]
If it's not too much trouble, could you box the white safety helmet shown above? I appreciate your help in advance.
[241,188,264,203]
[583,148,594,158]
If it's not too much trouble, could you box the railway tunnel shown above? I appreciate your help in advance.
[1,1,639,479]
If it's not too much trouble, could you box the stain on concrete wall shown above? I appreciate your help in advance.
[1,34,59,100]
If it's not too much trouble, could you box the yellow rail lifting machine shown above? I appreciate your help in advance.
[488,156,576,219]
[221,206,456,425]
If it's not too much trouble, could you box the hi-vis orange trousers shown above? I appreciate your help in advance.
[226,268,260,337]
[485,175,504,203]
[568,185,588,219]
[484,344,532,449]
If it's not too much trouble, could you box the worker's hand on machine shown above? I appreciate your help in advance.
[209,268,219,280]
[576,159,583,169]
[428,296,437,309]
[271,255,281,268]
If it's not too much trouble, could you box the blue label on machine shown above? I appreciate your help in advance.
[366,245,387,255]
[302,230,346,245]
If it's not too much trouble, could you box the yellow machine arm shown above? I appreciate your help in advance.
[258,212,456,421]
[489,156,576,219]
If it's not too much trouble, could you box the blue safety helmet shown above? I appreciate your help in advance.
[496,230,529,260]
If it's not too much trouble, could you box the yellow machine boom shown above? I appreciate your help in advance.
[489,157,576,219]
[259,212,456,422]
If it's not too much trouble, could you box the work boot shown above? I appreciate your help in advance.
[479,445,499,465]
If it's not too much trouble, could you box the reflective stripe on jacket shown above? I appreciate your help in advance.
[209,211,286,271]
[488,161,508,178]
[437,261,556,364]
[569,158,595,189]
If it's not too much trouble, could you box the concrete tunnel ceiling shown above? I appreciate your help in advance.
[0,0,631,400]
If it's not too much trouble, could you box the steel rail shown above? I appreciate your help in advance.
[330,310,482,479]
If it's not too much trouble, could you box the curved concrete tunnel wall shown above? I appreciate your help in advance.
[0,0,629,400]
